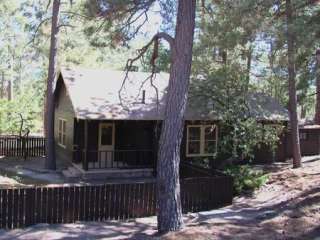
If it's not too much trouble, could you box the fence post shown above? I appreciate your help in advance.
[83,149,88,171]
[22,137,27,161]
[83,120,88,171]
[25,188,35,226]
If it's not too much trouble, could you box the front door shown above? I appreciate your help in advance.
[98,123,115,168]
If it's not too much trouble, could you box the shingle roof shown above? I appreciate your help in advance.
[57,67,289,121]
[246,92,289,121]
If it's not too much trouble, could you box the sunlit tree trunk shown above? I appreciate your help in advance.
[157,0,196,232]
[45,0,60,170]
[286,0,301,168]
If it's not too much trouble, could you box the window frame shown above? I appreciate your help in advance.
[186,124,218,157]
[98,123,115,148]
[58,118,67,148]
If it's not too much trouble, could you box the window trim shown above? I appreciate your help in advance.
[58,118,67,148]
[186,124,218,157]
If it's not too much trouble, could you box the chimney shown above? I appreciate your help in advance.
[142,90,146,104]
[125,65,139,72]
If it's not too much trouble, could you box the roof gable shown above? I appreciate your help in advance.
[59,67,169,120]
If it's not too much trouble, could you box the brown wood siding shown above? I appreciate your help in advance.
[54,77,75,166]
[252,132,288,164]
[300,129,320,155]
[286,128,320,157]
[73,118,292,167]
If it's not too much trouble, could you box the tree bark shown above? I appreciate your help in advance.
[301,104,306,119]
[157,0,196,233]
[245,46,252,91]
[314,49,320,124]
[0,72,3,99]
[7,79,11,101]
[44,0,60,170]
[286,0,301,168]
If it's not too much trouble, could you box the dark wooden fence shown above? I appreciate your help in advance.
[0,136,45,158]
[0,175,233,229]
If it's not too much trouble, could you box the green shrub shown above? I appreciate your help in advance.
[224,165,268,195]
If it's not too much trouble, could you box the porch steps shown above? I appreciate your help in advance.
[81,168,154,180]
[62,165,154,181]
[62,166,82,181]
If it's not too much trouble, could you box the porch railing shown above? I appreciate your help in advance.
[74,149,155,171]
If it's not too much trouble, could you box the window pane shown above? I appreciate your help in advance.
[62,134,66,145]
[188,127,200,141]
[101,125,113,145]
[59,120,62,131]
[188,141,200,154]
[58,132,62,144]
[204,141,216,154]
[63,121,66,132]
[205,126,216,141]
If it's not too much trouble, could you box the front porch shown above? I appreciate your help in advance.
[74,149,155,170]
[72,120,158,174]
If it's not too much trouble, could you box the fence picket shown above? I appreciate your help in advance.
[0,136,46,158]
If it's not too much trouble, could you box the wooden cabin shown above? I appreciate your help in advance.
[284,125,320,157]
[54,67,289,178]
[299,125,320,156]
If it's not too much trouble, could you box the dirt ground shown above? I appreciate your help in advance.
[0,156,65,186]
[0,156,319,240]
[161,156,320,240]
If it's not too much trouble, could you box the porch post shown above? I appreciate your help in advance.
[152,122,160,176]
[83,119,88,171]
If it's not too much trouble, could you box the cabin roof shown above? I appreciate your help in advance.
[57,66,289,121]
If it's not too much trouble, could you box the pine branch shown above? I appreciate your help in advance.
[118,32,175,110]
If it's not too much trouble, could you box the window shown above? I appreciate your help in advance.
[58,118,67,147]
[186,125,218,157]
[99,124,114,146]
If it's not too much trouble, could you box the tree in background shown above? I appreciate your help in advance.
[0,1,46,135]
[189,64,283,168]
[196,0,320,169]
[141,44,170,72]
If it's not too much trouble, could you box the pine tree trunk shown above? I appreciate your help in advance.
[44,0,60,170]
[286,0,301,168]
[157,0,196,233]
[301,104,306,119]
[314,49,320,124]
[7,79,11,101]
[245,46,252,91]
[0,72,3,99]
